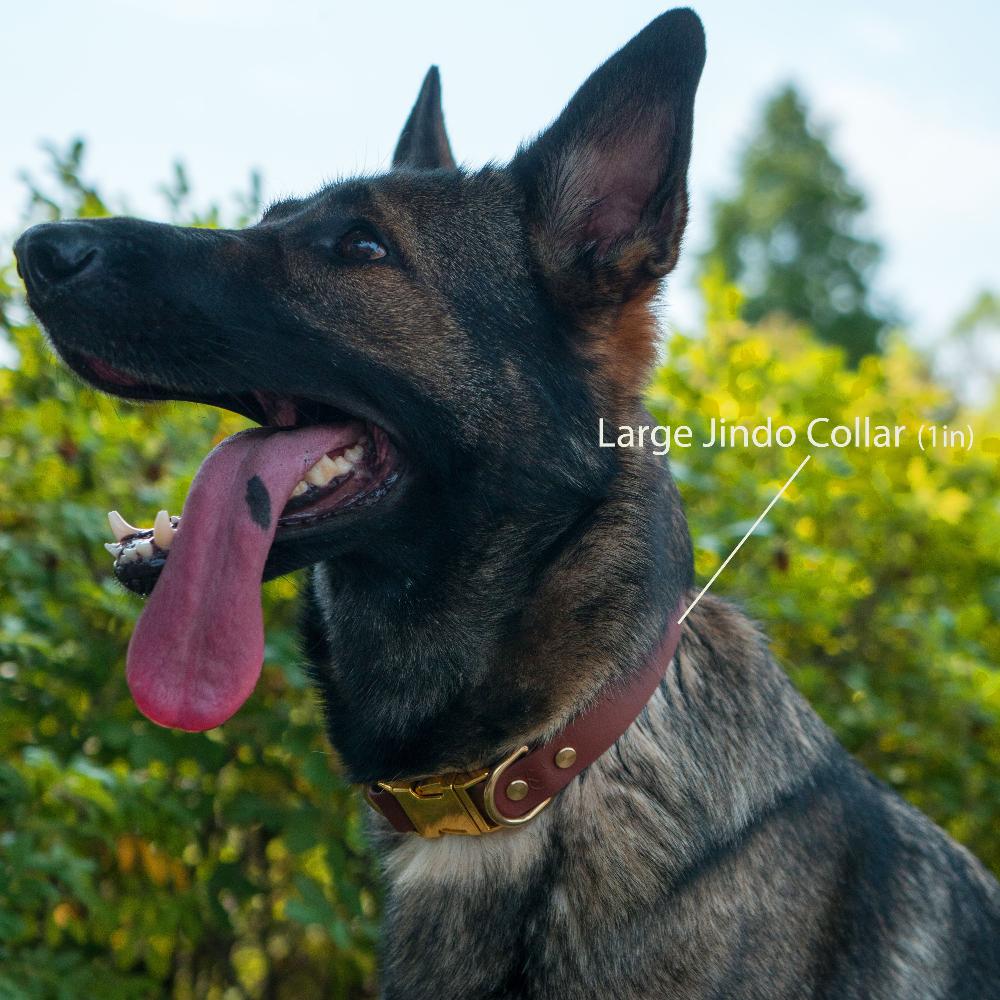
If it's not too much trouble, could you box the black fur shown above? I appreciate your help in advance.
[393,66,456,170]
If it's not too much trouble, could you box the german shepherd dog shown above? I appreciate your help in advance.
[14,9,1000,998]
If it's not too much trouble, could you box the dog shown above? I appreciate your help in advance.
[14,9,1000,998]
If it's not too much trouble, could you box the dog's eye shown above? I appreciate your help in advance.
[336,228,387,262]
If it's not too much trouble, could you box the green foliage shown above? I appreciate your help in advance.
[649,272,999,871]
[701,85,893,363]
[1,146,378,1000]
[952,290,1000,339]
[942,289,1000,401]
[1,144,997,998]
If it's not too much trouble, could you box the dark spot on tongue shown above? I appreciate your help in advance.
[245,475,271,530]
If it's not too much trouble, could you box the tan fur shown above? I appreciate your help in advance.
[583,285,660,415]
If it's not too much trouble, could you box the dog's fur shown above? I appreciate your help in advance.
[15,9,1000,998]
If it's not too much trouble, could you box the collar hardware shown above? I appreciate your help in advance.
[368,767,495,838]
[365,605,684,839]
[366,744,550,838]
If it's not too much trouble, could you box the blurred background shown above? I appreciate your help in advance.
[1,2,997,998]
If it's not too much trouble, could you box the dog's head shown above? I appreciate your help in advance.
[14,9,704,734]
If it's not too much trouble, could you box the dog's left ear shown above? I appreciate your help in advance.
[393,65,456,170]
[512,8,705,308]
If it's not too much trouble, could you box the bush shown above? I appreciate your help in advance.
[648,275,999,872]
[1,148,378,1000]
[1,150,996,997]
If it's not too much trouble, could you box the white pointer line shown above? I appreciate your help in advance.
[678,454,812,625]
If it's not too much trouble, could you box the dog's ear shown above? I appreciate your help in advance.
[512,8,705,308]
[393,66,456,170]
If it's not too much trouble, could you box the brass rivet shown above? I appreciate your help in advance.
[506,779,529,802]
[555,747,577,769]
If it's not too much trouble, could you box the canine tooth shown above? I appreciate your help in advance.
[134,539,154,560]
[305,455,338,486]
[291,481,308,497]
[108,510,141,541]
[343,445,364,465]
[153,510,173,549]
[104,542,122,557]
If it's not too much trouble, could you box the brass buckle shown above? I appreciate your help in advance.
[367,746,552,838]
[368,767,498,838]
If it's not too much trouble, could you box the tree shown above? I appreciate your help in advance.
[939,290,1000,404]
[701,85,893,363]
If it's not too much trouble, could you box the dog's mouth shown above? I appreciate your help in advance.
[107,417,397,587]
[69,349,404,733]
[107,403,399,595]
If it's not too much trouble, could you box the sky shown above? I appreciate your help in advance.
[3,0,999,347]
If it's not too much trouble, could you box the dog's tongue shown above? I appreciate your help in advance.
[126,425,353,731]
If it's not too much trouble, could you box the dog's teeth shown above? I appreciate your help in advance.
[305,455,339,486]
[104,542,122,557]
[134,539,154,560]
[300,449,357,492]
[153,509,174,549]
[108,510,141,541]
[119,546,140,564]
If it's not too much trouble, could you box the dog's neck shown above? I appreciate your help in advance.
[303,444,693,782]
[370,594,841,998]
[304,443,843,997]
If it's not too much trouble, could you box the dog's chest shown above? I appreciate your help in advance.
[372,790,706,1000]
[380,819,546,889]
[376,815,566,999]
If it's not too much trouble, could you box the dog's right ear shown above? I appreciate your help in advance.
[393,66,456,170]
[511,8,705,309]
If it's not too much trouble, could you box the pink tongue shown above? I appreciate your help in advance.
[126,425,357,731]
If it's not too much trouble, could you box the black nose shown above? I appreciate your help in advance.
[14,222,101,293]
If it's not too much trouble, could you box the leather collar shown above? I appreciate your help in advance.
[365,603,684,838]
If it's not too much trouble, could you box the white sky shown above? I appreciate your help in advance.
[3,0,999,343]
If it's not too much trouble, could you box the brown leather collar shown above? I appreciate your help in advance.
[365,603,684,838]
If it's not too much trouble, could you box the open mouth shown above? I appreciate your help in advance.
[64,348,403,593]
[68,349,404,733]
[105,416,398,596]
